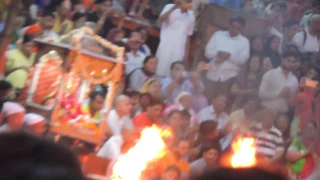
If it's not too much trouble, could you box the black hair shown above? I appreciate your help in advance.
[0,80,12,92]
[286,44,300,53]
[139,92,152,100]
[180,109,191,118]
[202,167,286,180]
[143,55,156,65]
[89,91,105,100]
[114,41,130,52]
[166,110,182,121]
[229,16,246,27]
[283,19,299,28]
[265,35,280,51]
[212,93,228,101]
[282,51,299,60]
[199,121,218,136]
[94,0,109,4]
[22,34,34,44]
[170,61,185,70]
[135,26,148,32]
[148,98,165,108]
[41,11,55,18]
[123,89,140,98]
[50,0,65,8]
[242,95,259,105]
[72,12,86,21]
[164,165,181,176]
[200,142,221,156]
[0,131,84,180]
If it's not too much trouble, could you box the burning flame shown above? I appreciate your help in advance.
[231,137,257,168]
[111,126,172,180]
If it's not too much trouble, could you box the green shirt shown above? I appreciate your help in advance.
[290,137,307,174]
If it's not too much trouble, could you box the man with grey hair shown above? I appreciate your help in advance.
[97,123,138,161]
[105,95,133,136]
[293,14,320,53]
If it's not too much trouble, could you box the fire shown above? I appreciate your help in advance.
[231,137,257,168]
[111,126,172,180]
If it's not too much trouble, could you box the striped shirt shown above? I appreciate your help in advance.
[250,124,284,159]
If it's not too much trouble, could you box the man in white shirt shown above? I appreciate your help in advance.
[156,0,195,77]
[125,31,146,75]
[97,125,138,161]
[105,95,133,136]
[204,16,249,100]
[259,51,299,114]
[292,14,320,53]
[198,94,231,150]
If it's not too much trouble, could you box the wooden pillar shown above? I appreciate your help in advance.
[0,0,20,78]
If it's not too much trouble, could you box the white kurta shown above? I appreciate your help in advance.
[156,4,195,77]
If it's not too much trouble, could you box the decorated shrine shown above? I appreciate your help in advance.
[19,27,124,145]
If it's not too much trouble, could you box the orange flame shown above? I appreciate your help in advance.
[231,137,257,168]
[111,126,172,180]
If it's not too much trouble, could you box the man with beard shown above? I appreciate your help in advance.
[259,51,299,114]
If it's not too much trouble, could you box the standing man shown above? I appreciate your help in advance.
[292,14,320,54]
[259,51,299,114]
[203,16,249,100]
[156,0,195,77]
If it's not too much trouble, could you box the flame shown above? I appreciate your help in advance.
[231,137,257,168]
[111,126,172,180]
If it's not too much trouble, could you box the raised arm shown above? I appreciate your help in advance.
[159,4,178,23]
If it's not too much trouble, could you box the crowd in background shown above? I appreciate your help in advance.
[0,0,320,180]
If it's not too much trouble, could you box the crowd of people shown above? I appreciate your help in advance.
[0,0,320,179]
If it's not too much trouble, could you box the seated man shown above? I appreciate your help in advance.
[23,113,46,136]
[133,98,165,129]
[0,102,25,133]
[105,95,133,136]
[157,137,191,179]
[190,143,221,179]
[249,108,284,163]
[161,62,204,105]
[81,91,105,125]
[97,125,139,161]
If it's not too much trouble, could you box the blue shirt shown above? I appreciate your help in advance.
[0,23,4,33]
[209,0,242,11]
[161,77,204,103]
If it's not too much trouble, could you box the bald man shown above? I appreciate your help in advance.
[105,95,133,136]
[292,14,320,53]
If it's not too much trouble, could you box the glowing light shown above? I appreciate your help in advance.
[111,126,172,180]
[231,137,256,168]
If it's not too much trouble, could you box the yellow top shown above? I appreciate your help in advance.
[5,49,35,89]
[81,102,103,124]
[52,13,73,35]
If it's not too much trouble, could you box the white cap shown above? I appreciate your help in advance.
[23,113,45,126]
[2,102,25,116]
